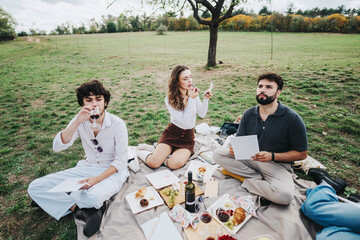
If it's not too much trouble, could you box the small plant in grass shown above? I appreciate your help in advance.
[344,187,358,198]
[156,24,167,35]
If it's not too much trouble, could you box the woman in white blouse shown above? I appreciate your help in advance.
[138,65,213,169]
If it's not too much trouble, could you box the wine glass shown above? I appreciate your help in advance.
[216,207,230,222]
[199,196,212,224]
[89,106,101,131]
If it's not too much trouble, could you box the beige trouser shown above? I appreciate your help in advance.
[213,148,294,205]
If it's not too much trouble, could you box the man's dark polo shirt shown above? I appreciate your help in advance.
[236,101,308,153]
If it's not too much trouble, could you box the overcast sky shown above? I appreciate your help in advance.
[1,0,359,33]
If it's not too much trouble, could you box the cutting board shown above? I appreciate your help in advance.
[158,182,204,209]
[184,218,222,240]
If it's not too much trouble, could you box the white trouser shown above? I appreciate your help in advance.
[28,160,129,220]
[213,148,294,205]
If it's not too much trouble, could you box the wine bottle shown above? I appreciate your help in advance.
[185,171,196,213]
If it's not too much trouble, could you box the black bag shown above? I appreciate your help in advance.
[220,122,240,135]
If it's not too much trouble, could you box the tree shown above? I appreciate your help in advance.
[259,6,271,15]
[107,22,116,33]
[143,0,247,67]
[0,7,17,41]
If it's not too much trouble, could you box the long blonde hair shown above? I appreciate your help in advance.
[168,65,189,111]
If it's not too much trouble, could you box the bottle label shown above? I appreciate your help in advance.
[186,201,195,205]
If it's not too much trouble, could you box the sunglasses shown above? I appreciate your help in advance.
[91,139,103,152]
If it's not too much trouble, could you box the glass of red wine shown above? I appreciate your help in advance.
[216,208,230,222]
[199,196,212,224]
[89,106,101,131]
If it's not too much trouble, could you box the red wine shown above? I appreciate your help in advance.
[206,237,215,240]
[200,213,212,223]
[90,114,100,119]
[185,171,195,213]
[217,208,230,222]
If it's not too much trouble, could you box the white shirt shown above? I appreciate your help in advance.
[165,96,209,129]
[53,111,129,173]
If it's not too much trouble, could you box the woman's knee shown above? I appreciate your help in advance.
[167,160,185,170]
[146,158,163,169]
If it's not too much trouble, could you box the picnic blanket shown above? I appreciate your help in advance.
[75,134,320,240]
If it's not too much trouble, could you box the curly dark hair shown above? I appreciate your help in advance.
[168,65,189,111]
[257,73,283,90]
[76,80,111,109]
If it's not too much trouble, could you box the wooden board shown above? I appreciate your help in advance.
[158,182,204,209]
[184,218,222,240]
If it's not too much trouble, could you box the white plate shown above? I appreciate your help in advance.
[126,186,164,214]
[146,170,180,189]
[207,193,252,234]
[184,160,216,182]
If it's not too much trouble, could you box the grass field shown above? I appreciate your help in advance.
[0,31,359,239]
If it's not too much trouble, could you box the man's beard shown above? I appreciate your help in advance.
[256,93,277,105]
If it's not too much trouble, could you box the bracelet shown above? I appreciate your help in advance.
[271,152,275,161]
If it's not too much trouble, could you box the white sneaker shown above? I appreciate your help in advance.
[137,150,152,163]
[138,144,155,152]
[128,146,140,172]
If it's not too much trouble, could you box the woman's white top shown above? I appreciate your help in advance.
[165,95,209,129]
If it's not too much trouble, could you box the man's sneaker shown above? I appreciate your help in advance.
[348,193,360,203]
[308,168,347,194]
[83,202,107,237]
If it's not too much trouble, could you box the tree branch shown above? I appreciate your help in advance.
[195,0,216,14]
[217,0,236,24]
[188,0,212,25]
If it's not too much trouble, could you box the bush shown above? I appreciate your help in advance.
[0,7,16,41]
[156,24,167,35]
[107,22,116,33]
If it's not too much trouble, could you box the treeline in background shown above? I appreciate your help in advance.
[6,4,360,39]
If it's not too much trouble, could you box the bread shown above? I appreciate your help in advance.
[232,207,246,226]
[135,187,146,198]
[198,167,206,174]
[140,199,149,207]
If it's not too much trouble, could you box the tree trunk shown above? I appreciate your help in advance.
[207,24,218,67]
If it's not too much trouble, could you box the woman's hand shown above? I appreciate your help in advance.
[79,176,101,189]
[203,90,213,99]
[189,86,200,99]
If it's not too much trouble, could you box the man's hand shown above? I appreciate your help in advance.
[75,106,93,124]
[79,176,100,189]
[251,151,272,162]
[229,146,235,157]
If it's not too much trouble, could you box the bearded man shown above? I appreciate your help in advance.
[213,73,308,205]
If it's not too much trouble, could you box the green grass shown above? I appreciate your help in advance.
[0,31,359,239]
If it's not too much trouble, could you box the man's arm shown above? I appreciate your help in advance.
[79,166,117,189]
[61,106,92,144]
[252,150,308,162]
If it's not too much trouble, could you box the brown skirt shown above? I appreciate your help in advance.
[158,123,195,154]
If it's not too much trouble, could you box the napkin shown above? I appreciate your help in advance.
[169,204,200,229]
[229,195,258,218]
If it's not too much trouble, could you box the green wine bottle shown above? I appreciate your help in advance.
[185,171,195,213]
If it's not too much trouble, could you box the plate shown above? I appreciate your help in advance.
[125,186,164,214]
[207,193,252,234]
[146,170,180,189]
[184,160,216,182]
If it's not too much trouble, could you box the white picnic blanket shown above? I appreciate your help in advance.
[75,134,320,240]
